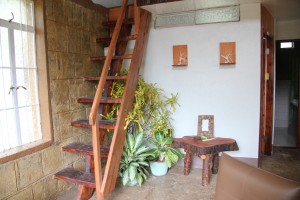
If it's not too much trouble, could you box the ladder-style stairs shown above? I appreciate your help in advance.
[54,1,151,199]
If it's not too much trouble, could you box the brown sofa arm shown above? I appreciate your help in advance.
[215,153,300,200]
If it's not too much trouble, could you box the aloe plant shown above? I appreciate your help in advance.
[148,131,183,168]
[119,132,155,186]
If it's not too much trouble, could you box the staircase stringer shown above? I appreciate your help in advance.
[89,0,129,199]
[100,9,152,197]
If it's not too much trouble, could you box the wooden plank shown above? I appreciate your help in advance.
[102,18,134,27]
[96,34,137,46]
[77,185,94,200]
[77,97,122,104]
[134,0,140,35]
[108,6,134,21]
[62,142,109,157]
[85,155,94,174]
[92,117,103,200]
[83,76,128,81]
[54,168,96,188]
[101,9,152,197]
[90,54,133,61]
[71,120,116,129]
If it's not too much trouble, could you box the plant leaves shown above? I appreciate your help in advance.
[133,133,144,150]
[140,166,150,177]
[165,156,172,168]
[141,172,148,180]
[166,149,179,165]
[135,146,149,155]
[169,147,183,158]
[164,136,173,145]
[155,131,165,144]
[138,161,149,167]
[127,134,135,151]
[130,162,139,167]
[129,165,137,181]
[122,169,129,186]
[136,173,143,186]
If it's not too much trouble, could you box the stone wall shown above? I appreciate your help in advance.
[0,0,107,199]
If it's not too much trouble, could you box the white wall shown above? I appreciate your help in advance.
[276,19,300,40]
[141,3,261,160]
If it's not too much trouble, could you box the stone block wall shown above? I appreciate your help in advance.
[0,0,107,199]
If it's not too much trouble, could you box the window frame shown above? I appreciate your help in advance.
[0,0,53,164]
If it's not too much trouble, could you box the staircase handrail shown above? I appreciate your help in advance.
[89,0,129,126]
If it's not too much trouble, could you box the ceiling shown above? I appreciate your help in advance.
[92,0,300,21]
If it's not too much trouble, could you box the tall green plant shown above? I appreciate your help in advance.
[107,71,178,137]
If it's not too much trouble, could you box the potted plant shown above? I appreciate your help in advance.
[119,132,155,186]
[148,131,183,176]
[108,70,181,178]
[106,70,178,137]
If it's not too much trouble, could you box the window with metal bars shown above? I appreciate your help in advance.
[0,0,42,153]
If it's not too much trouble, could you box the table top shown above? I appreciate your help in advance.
[173,136,239,155]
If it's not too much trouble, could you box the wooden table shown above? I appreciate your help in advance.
[173,136,239,186]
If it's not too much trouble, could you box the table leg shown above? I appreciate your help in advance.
[184,151,192,175]
[212,153,219,174]
[202,154,212,186]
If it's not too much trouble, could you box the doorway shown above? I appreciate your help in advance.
[274,40,300,147]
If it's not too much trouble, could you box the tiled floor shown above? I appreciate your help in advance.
[261,147,300,183]
[273,126,297,147]
[57,148,300,200]
[58,166,216,200]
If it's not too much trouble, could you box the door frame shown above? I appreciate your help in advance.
[259,33,274,157]
[259,6,275,167]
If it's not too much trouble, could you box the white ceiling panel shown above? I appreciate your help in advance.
[141,0,300,21]
[92,0,300,21]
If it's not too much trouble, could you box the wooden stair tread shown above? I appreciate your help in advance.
[102,18,134,27]
[62,142,110,157]
[54,168,95,188]
[90,54,133,61]
[96,34,137,45]
[71,119,116,129]
[78,97,122,104]
[83,76,128,81]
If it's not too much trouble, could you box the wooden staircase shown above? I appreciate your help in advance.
[54,0,152,199]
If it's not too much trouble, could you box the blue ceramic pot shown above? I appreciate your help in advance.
[150,161,168,176]
[126,178,137,186]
